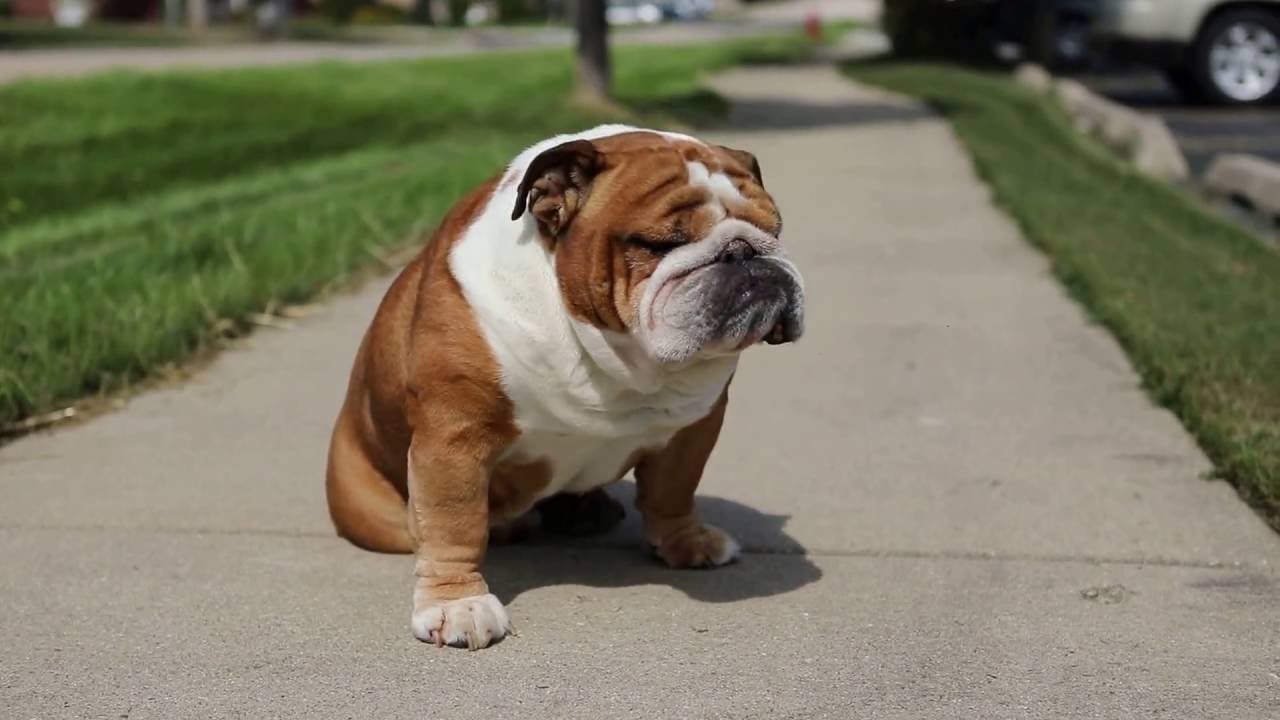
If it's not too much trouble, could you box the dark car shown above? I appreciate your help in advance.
[886,0,1100,69]
[995,0,1101,69]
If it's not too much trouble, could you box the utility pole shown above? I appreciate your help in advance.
[187,0,208,29]
[575,0,609,100]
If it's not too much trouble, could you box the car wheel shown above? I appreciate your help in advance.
[1190,8,1280,105]
[1051,15,1093,69]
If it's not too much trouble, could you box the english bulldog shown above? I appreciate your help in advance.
[326,124,805,650]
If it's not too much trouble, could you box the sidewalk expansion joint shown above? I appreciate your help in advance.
[1,522,1265,572]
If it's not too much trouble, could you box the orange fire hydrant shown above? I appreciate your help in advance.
[804,12,823,41]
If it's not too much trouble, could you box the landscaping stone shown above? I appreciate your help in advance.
[1029,65,1190,183]
[1206,153,1280,219]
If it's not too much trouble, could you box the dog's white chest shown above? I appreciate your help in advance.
[503,428,673,498]
[446,134,737,497]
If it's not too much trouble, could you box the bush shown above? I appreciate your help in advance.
[882,0,1002,62]
[318,0,363,23]
[350,2,405,23]
[496,0,542,22]
[317,0,412,26]
[406,0,434,24]
[446,0,468,25]
[97,0,155,20]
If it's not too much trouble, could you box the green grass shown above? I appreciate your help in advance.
[0,33,818,429]
[0,20,198,49]
[0,17,462,49]
[843,61,1280,529]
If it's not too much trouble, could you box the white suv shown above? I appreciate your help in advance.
[1097,0,1280,105]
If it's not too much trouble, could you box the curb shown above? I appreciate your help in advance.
[1015,63,1190,184]
[1204,154,1280,225]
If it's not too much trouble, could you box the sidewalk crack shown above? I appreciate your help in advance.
[0,522,1266,571]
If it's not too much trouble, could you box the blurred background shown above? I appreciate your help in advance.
[1,0,1276,513]
[0,0,819,36]
[3,0,1275,168]
[882,0,1280,172]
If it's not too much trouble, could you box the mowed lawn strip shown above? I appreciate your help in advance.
[842,61,1280,528]
[0,36,809,232]
[0,35,817,428]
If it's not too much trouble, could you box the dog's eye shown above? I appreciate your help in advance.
[626,235,677,256]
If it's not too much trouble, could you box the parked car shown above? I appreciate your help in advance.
[606,0,663,25]
[1095,0,1280,105]
[884,0,1100,69]
[995,0,1100,69]
[605,0,711,25]
[657,0,713,21]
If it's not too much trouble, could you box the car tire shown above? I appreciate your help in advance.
[1050,14,1094,70]
[1189,8,1280,106]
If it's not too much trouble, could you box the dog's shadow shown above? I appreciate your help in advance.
[486,481,822,605]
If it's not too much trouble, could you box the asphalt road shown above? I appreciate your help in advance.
[1080,69,1280,178]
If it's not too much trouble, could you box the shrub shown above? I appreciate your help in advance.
[350,2,405,23]
[446,0,468,25]
[496,0,542,22]
[318,0,363,23]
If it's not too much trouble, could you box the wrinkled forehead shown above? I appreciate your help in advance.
[587,132,781,238]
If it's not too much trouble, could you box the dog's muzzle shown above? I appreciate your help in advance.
[641,224,805,364]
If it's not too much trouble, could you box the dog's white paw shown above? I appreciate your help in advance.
[411,593,511,650]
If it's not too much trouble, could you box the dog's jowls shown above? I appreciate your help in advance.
[325,124,805,649]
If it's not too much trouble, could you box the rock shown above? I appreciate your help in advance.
[1132,115,1190,183]
[1052,78,1189,183]
[1014,63,1052,94]
[1205,154,1280,218]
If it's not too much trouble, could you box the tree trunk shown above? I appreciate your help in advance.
[575,0,610,100]
[410,0,436,25]
[447,0,468,26]
[187,0,208,29]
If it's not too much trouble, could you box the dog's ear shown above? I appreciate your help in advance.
[716,144,763,186]
[511,139,603,236]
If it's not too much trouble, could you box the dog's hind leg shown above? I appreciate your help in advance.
[326,403,414,554]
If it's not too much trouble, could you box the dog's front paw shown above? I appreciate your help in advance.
[411,593,511,650]
[653,523,740,569]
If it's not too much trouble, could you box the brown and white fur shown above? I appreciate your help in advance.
[326,124,804,650]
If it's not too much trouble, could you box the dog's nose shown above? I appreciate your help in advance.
[719,239,757,264]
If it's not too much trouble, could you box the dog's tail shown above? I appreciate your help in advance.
[326,411,414,554]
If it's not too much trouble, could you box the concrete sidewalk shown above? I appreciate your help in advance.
[3,63,1279,719]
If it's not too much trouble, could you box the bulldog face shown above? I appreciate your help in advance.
[511,131,805,364]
